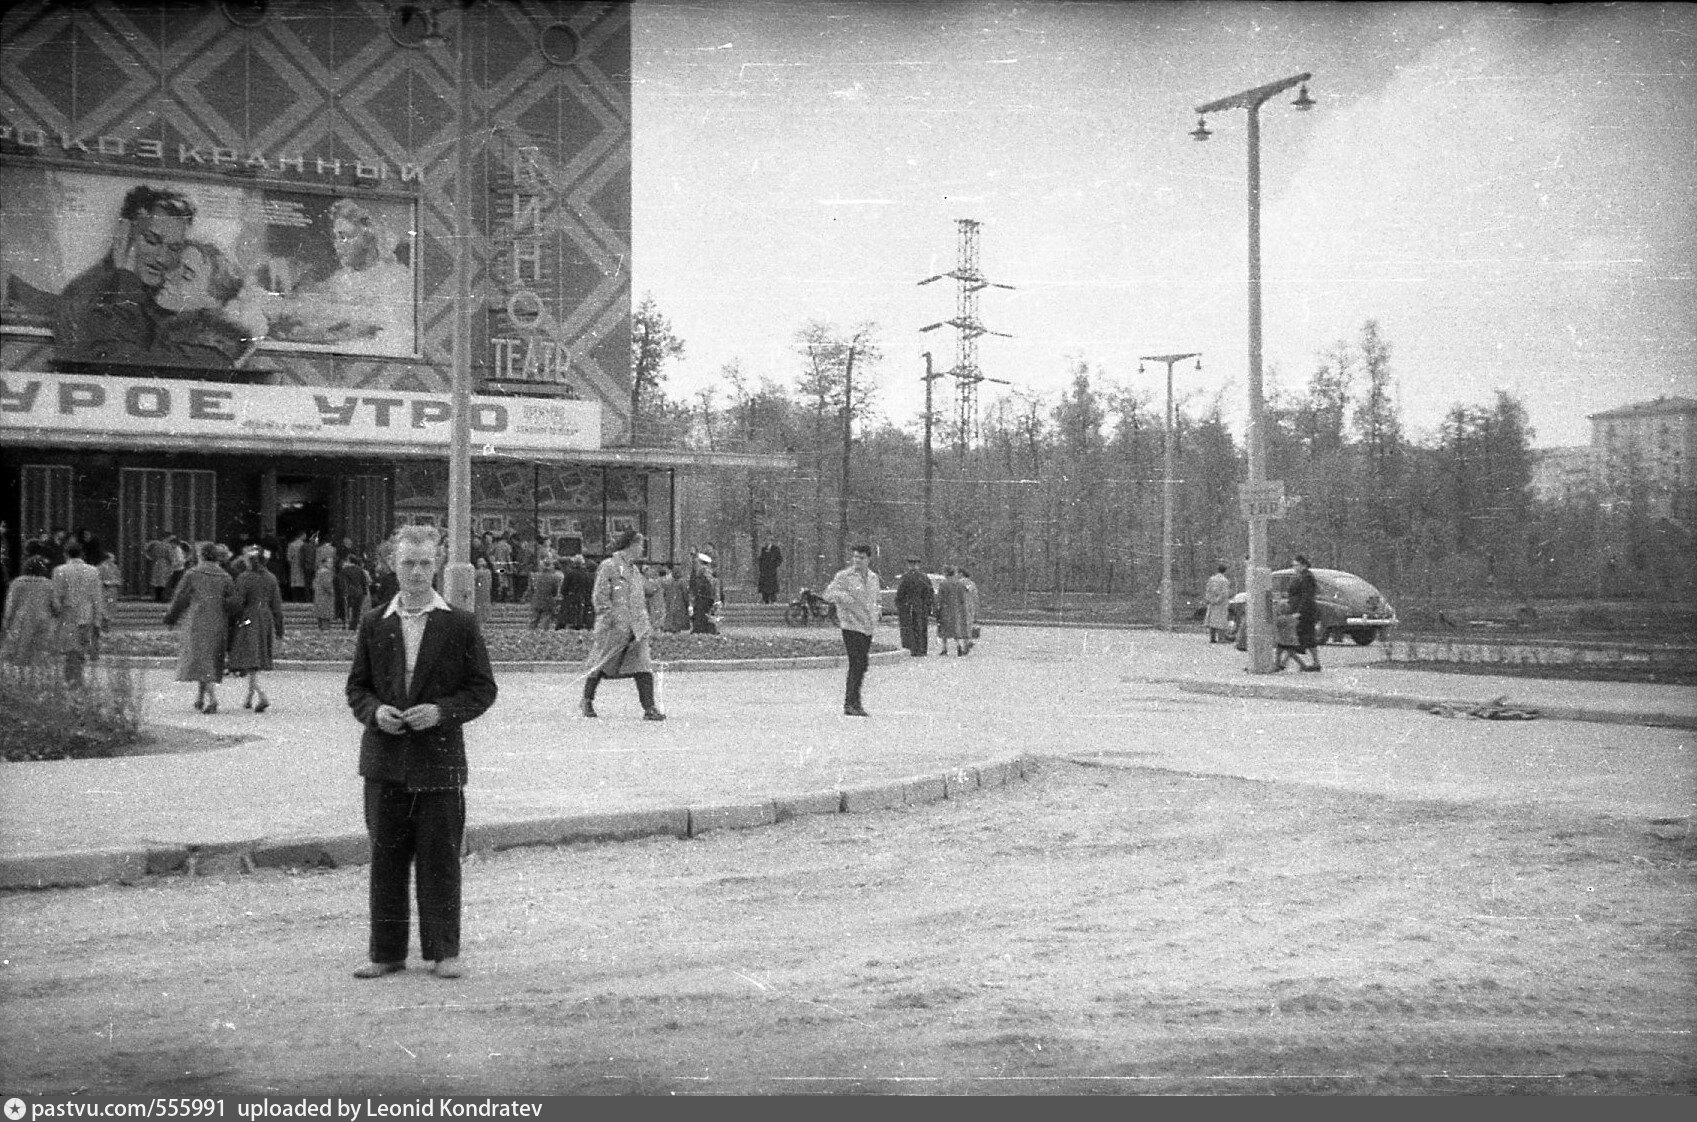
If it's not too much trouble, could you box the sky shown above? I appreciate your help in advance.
[630,0,1697,450]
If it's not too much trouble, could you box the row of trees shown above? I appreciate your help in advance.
[629,298,1691,604]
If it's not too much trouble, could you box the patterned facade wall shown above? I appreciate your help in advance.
[0,0,632,441]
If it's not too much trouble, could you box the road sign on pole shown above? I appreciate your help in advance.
[1239,480,1286,520]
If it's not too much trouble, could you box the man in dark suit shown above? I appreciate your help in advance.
[346,524,497,980]
[756,542,784,604]
[894,557,934,657]
[561,554,594,630]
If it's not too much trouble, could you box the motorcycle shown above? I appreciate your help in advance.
[785,587,837,626]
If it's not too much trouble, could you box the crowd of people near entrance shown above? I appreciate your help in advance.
[0,522,123,686]
[0,519,734,703]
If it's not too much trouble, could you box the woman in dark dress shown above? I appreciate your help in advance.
[226,552,285,711]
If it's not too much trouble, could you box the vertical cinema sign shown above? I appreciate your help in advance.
[489,144,573,385]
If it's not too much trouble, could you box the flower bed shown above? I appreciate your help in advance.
[101,629,890,664]
[1,662,144,762]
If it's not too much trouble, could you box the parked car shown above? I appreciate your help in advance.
[1227,567,1398,646]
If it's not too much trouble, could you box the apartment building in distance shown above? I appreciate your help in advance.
[1587,396,1697,525]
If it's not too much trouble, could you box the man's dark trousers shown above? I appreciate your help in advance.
[841,629,871,709]
[365,782,465,964]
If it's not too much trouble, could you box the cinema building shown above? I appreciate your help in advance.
[1,0,785,594]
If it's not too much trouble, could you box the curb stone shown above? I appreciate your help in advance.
[466,818,580,854]
[904,774,948,805]
[943,767,978,797]
[107,649,909,675]
[553,808,691,845]
[0,847,148,890]
[840,780,909,813]
[1163,678,1697,731]
[773,790,846,820]
[688,802,778,836]
[0,754,1035,892]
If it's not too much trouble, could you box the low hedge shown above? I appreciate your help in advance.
[1,661,145,762]
[100,628,892,664]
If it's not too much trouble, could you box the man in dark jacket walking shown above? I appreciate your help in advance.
[893,557,933,657]
[1281,553,1322,673]
[346,525,497,980]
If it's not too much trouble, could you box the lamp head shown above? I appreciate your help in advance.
[1292,83,1316,111]
[1190,116,1212,141]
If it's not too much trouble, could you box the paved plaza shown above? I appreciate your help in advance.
[1,626,1692,887]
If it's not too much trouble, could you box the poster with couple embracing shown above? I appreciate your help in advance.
[1,165,417,370]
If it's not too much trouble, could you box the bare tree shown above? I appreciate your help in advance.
[794,320,881,576]
[629,293,685,446]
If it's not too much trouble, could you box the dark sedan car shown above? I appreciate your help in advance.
[1227,567,1399,646]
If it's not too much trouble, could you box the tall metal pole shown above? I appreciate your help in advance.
[837,344,855,564]
[1194,71,1311,673]
[1164,358,1175,631]
[922,351,936,564]
[1244,99,1267,669]
[442,8,476,609]
[1140,351,1200,631]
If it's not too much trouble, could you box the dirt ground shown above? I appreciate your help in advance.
[2,758,1692,1096]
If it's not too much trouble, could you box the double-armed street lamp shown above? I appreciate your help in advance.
[1190,73,1315,672]
[1139,352,1202,632]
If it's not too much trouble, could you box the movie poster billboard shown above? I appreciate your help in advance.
[0,165,418,367]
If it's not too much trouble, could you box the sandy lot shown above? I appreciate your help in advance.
[2,756,1692,1095]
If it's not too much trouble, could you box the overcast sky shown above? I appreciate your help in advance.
[630,0,1696,449]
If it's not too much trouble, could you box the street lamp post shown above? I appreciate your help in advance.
[1191,72,1313,672]
[1139,352,1201,631]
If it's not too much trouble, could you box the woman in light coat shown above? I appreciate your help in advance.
[661,565,690,633]
[580,529,664,721]
[472,557,493,628]
[1,555,56,665]
[164,542,234,712]
[286,531,309,602]
[1203,564,1232,644]
[312,557,337,629]
[226,552,284,712]
[935,567,971,656]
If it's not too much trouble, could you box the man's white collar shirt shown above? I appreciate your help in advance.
[384,591,451,694]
